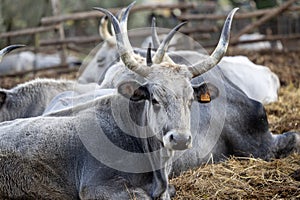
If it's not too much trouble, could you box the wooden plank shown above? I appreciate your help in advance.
[178,6,300,21]
[40,26,218,46]
[231,33,300,45]
[40,36,102,46]
[41,2,197,25]
[231,0,297,44]
[51,0,67,65]
[0,25,57,38]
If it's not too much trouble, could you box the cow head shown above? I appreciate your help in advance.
[95,3,238,151]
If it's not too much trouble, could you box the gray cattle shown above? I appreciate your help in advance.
[48,56,300,179]
[171,66,300,176]
[0,78,99,122]
[49,11,298,180]
[0,3,235,199]
[100,15,299,175]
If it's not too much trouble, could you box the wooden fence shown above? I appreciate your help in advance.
[0,0,299,70]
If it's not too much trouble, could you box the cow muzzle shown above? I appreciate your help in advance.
[163,130,192,150]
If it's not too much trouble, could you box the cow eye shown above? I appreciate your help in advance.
[97,57,105,66]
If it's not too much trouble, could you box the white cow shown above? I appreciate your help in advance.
[218,56,280,104]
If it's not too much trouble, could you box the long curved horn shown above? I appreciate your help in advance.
[152,21,187,64]
[119,2,135,53]
[99,16,115,46]
[94,3,150,77]
[110,8,126,38]
[151,17,160,49]
[0,44,25,62]
[188,8,239,78]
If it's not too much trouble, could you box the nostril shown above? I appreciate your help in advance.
[169,134,174,142]
[188,135,192,143]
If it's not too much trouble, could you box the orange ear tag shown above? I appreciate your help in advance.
[200,92,211,103]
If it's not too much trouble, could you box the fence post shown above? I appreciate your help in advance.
[51,0,67,67]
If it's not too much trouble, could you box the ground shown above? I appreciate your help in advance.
[0,49,299,199]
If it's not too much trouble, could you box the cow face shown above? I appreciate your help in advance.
[118,64,219,151]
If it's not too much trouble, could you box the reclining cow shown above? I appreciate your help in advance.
[0,3,236,199]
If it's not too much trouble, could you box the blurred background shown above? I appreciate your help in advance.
[1,0,299,51]
[0,0,299,86]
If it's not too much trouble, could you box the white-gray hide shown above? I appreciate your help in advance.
[43,88,115,115]
[77,42,118,84]
[0,78,99,122]
[218,56,280,104]
[0,3,239,199]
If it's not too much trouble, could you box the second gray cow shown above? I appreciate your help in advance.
[0,78,99,122]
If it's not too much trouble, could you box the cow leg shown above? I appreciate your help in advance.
[150,168,170,200]
[147,148,175,200]
[272,131,300,158]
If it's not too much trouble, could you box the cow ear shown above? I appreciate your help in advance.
[118,80,150,101]
[0,91,7,108]
[193,82,219,103]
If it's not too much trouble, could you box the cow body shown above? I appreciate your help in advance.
[171,67,299,175]
[0,94,170,199]
[43,88,115,115]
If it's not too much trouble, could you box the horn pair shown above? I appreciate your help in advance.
[94,2,238,78]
